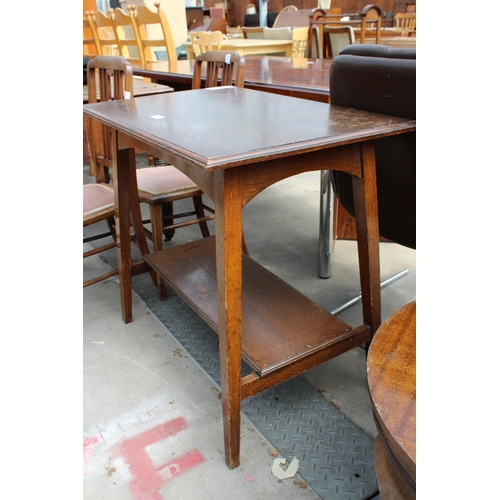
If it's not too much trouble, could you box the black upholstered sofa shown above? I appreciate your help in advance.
[329,44,416,249]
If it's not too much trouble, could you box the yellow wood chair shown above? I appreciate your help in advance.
[129,2,178,71]
[291,27,309,58]
[189,31,224,57]
[86,10,120,56]
[394,12,416,32]
[83,17,98,58]
[108,7,145,69]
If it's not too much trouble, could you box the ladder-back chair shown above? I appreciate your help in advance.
[83,17,98,58]
[129,2,178,71]
[189,31,224,57]
[109,7,145,68]
[86,10,120,56]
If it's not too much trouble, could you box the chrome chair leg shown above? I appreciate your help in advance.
[318,169,334,278]
[330,269,409,316]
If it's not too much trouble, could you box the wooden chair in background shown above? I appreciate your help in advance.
[394,12,416,31]
[83,17,98,58]
[109,7,145,68]
[84,56,213,297]
[192,50,245,89]
[272,5,298,28]
[84,55,135,289]
[359,4,383,44]
[189,31,224,57]
[129,2,178,71]
[86,10,120,56]
[291,27,309,58]
[323,25,354,58]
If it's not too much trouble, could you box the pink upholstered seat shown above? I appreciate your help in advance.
[136,166,197,196]
[83,184,115,222]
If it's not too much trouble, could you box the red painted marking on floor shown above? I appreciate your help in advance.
[83,435,101,463]
[117,416,205,500]
[83,434,103,477]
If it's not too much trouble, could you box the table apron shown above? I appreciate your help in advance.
[118,131,367,207]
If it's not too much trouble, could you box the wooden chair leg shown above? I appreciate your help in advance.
[150,204,167,300]
[193,194,211,238]
[162,202,176,241]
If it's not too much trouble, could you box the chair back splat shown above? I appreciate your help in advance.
[192,51,245,89]
[189,31,224,57]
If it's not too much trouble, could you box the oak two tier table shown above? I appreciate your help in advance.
[83,87,416,469]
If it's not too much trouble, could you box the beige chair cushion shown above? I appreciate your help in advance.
[263,27,292,40]
[136,166,197,195]
[83,183,115,217]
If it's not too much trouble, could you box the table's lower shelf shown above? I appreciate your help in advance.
[145,236,369,377]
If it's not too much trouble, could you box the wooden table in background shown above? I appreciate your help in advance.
[184,38,293,59]
[133,56,331,102]
[83,87,415,469]
[367,300,416,499]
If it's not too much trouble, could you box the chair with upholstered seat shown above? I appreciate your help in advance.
[189,31,224,57]
[327,44,416,312]
[263,26,292,40]
[129,2,178,70]
[84,56,213,296]
[242,26,265,39]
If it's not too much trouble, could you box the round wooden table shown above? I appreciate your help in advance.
[367,300,416,499]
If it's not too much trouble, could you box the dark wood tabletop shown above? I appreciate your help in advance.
[83,87,416,470]
[132,56,332,102]
[367,300,416,498]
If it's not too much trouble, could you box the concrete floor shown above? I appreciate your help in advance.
[83,155,416,499]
